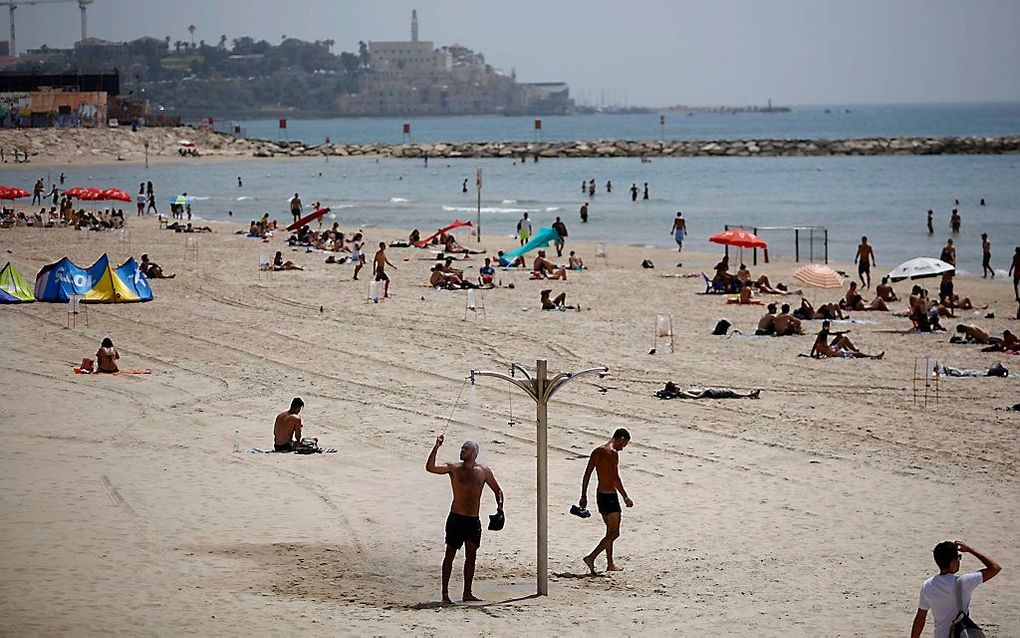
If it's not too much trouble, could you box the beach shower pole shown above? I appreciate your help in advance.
[476,167,482,242]
[469,360,609,596]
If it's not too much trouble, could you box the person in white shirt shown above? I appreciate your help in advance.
[517,212,532,246]
[910,540,1001,638]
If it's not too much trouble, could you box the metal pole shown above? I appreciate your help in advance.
[753,227,758,266]
[476,167,482,243]
[535,358,549,596]
[9,5,15,58]
[144,141,149,169]
[795,228,800,262]
[824,229,829,264]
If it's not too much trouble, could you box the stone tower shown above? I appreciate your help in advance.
[411,9,419,42]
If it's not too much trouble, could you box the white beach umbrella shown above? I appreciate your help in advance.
[888,257,955,282]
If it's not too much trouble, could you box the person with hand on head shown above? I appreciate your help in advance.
[95,337,120,373]
[426,434,503,605]
[910,540,1001,638]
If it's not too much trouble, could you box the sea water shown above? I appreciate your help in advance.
[10,152,1018,274]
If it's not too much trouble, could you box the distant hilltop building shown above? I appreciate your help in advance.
[340,10,573,116]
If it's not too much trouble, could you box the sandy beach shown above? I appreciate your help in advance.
[1,214,1018,635]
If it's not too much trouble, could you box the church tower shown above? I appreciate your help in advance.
[411,9,419,42]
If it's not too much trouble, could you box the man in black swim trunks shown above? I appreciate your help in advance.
[579,428,633,575]
[273,397,303,452]
[426,435,503,605]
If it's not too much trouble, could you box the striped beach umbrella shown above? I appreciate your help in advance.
[793,263,844,289]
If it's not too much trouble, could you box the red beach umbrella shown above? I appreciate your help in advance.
[80,187,105,201]
[709,228,767,249]
[101,188,132,202]
[64,187,89,199]
[0,186,30,200]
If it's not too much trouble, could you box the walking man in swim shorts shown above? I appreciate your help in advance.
[372,241,396,298]
[426,435,504,604]
[855,236,875,289]
[517,212,532,246]
[580,428,633,575]
[671,211,687,259]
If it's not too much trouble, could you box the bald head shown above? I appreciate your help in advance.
[460,440,479,462]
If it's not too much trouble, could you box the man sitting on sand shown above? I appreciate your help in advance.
[541,289,579,311]
[876,276,899,302]
[426,435,504,605]
[840,281,889,311]
[579,428,633,575]
[273,251,304,271]
[568,250,587,270]
[773,303,804,336]
[430,265,468,290]
[140,254,175,279]
[273,397,304,452]
[756,303,778,335]
[533,250,567,280]
[478,257,496,288]
[810,320,884,359]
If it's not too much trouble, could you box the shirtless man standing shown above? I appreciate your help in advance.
[273,397,303,452]
[373,241,396,298]
[426,435,503,605]
[854,236,875,289]
[580,428,633,575]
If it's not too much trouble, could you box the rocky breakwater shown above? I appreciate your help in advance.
[246,135,1020,159]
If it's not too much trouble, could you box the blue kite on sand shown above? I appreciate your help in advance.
[499,227,561,266]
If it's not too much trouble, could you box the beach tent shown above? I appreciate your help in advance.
[113,257,153,302]
[34,257,93,302]
[415,219,473,248]
[82,254,150,303]
[0,262,35,303]
[498,227,561,266]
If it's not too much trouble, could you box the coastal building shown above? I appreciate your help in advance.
[341,10,573,116]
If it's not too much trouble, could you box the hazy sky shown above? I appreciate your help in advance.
[9,0,1020,106]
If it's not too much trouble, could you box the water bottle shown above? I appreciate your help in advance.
[232,430,240,453]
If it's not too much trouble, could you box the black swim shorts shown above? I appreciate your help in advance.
[596,492,622,515]
[858,261,870,273]
[445,512,482,549]
[375,272,389,282]
[274,442,294,452]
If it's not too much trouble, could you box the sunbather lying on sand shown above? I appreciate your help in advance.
[497,250,526,268]
[954,324,995,344]
[793,298,846,321]
[444,235,485,255]
[656,381,760,399]
[840,281,889,311]
[980,330,1019,353]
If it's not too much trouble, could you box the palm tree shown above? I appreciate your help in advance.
[174,40,183,54]
[218,34,227,49]
[164,35,171,51]
[188,25,196,46]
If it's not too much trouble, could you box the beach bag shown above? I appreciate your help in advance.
[641,259,655,269]
[294,437,321,455]
[986,363,1008,378]
[950,577,985,638]
[79,358,95,373]
[712,319,731,336]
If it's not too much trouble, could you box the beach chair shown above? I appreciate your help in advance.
[652,314,674,354]
[702,272,726,294]
[595,242,608,266]
[66,294,88,328]
[257,254,272,281]
[464,288,487,321]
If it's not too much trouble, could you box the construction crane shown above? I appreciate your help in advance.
[2,0,94,57]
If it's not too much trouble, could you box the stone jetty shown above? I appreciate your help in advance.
[3,125,1018,165]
